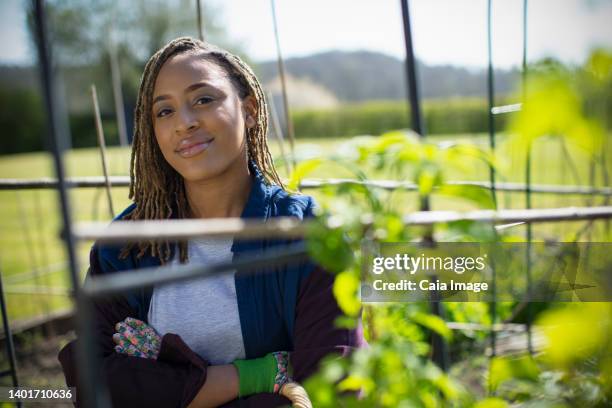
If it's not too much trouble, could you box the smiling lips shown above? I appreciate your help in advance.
[176,138,214,158]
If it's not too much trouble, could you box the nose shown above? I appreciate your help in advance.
[175,106,199,134]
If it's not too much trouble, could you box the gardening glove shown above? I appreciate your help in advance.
[233,351,312,407]
[112,317,161,360]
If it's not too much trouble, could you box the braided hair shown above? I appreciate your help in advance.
[120,37,283,263]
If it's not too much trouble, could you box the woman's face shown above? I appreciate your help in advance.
[151,52,256,182]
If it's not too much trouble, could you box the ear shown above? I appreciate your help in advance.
[242,95,257,129]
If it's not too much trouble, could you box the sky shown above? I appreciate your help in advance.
[1,0,611,68]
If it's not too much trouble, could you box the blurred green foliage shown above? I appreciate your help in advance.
[0,88,45,155]
[0,89,121,155]
[292,98,508,140]
[294,50,611,407]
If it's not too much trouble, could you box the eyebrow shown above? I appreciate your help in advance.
[152,82,214,105]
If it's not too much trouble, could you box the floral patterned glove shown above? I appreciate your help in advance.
[271,351,291,393]
[112,317,161,359]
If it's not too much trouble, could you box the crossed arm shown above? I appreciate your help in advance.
[187,365,239,408]
[58,266,363,407]
[111,317,240,407]
[111,317,293,407]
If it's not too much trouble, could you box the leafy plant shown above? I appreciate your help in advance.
[297,50,611,407]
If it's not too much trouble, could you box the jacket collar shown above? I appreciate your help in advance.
[239,160,271,221]
[230,160,272,255]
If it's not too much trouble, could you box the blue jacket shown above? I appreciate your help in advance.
[94,167,317,359]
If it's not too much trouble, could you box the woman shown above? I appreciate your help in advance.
[58,37,363,407]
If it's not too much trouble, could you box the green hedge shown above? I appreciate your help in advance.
[0,94,506,155]
[0,88,122,155]
[69,113,120,149]
[292,98,507,138]
[0,88,45,155]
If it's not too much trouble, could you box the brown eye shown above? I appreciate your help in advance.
[156,108,173,118]
[195,96,214,105]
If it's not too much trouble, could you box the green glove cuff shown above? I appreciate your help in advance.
[232,353,277,397]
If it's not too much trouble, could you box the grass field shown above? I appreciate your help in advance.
[0,133,610,321]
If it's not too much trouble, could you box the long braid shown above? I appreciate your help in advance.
[119,37,283,263]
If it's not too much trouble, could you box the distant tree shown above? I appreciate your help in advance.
[25,0,235,66]
[24,0,243,107]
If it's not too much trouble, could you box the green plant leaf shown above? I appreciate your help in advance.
[333,270,361,317]
[438,184,496,209]
[474,397,509,408]
[489,356,539,392]
[287,158,323,190]
[410,311,453,341]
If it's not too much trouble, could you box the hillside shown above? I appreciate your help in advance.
[0,50,521,111]
[254,50,520,101]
